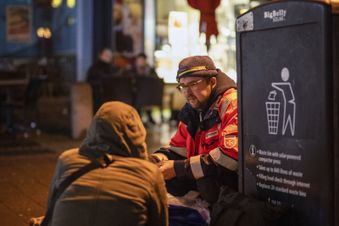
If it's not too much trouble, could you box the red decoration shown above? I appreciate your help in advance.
[187,0,221,42]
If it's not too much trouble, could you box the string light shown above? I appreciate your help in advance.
[37,27,52,39]
[51,0,62,8]
[67,0,76,8]
[51,0,76,8]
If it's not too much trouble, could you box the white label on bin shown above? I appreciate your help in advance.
[264,9,286,23]
[266,67,296,136]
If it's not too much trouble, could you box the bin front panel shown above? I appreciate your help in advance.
[237,2,333,226]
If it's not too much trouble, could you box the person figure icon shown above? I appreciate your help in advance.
[270,67,296,136]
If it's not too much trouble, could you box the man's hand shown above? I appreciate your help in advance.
[159,160,176,180]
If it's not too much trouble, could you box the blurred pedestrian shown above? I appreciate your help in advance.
[124,53,163,125]
[86,48,119,112]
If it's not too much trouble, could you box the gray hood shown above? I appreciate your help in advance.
[79,101,148,160]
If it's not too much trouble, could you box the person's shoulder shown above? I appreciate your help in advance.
[221,88,237,102]
[59,148,79,159]
[128,157,158,169]
[86,62,101,79]
[58,148,89,164]
[149,67,159,77]
[121,66,135,76]
[88,60,102,70]
[118,157,160,175]
[216,88,237,111]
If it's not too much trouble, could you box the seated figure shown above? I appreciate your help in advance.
[124,53,163,125]
[30,101,168,226]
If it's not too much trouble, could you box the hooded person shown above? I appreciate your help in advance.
[151,55,238,205]
[30,101,168,226]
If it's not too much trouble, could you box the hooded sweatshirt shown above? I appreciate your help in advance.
[47,101,168,226]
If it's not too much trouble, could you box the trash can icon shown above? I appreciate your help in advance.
[266,90,280,135]
[266,101,280,135]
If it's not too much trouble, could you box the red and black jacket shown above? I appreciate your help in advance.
[154,71,238,188]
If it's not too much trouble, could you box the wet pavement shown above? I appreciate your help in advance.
[0,134,81,226]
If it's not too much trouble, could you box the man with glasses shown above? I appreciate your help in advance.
[152,55,238,204]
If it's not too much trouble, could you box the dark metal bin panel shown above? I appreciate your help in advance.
[333,13,339,226]
[236,1,336,226]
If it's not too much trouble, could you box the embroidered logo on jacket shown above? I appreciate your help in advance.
[224,135,237,149]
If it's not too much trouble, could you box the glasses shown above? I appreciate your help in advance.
[176,79,206,92]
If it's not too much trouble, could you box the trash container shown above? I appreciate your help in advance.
[236,1,338,226]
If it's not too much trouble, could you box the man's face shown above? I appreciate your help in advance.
[135,56,147,75]
[100,49,113,63]
[136,56,146,67]
[178,76,216,110]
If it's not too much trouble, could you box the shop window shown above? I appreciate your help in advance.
[112,0,143,57]
[154,0,263,83]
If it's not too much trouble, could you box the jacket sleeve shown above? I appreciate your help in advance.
[174,91,238,180]
[152,121,188,162]
[148,168,169,226]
